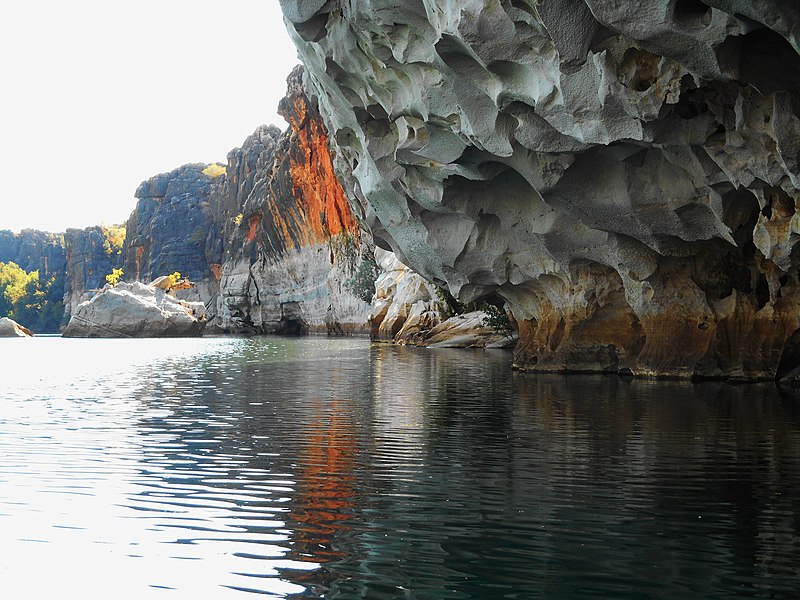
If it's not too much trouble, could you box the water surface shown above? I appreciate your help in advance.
[1,337,799,598]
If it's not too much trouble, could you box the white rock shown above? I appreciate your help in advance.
[62,282,206,338]
[0,317,33,338]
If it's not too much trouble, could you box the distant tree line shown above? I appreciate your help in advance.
[0,261,64,333]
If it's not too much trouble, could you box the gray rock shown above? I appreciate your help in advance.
[281,0,800,379]
[0,229,66,278]
[0,317,33,337]
[63,226,124,326]
[123,164,217,285]
[62,282,206,338]
[214,66,372,335]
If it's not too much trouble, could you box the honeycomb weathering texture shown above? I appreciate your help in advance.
[280,0,800,379]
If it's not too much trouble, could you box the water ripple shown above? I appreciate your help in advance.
[1,337,800,598]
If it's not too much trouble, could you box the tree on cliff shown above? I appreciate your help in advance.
[0,261,64,333]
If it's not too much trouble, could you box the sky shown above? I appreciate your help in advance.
[0,1,300,233]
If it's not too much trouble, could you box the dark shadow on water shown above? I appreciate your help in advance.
[57,338,800,598]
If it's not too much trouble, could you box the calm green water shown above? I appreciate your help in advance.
[1,336,799,598]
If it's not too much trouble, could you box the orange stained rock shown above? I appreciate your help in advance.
[135,246,144,281]
[246,213,262,242]
[210,263,222,281]
[270,95,360,250]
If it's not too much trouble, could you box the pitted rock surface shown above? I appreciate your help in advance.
[281,0,800,379]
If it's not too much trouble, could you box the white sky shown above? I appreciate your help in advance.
[0,1,300,233]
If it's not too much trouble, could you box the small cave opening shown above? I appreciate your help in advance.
[673,84,709,120]
[740,28,800,94]
[619,48,660,92]
[673,0,712,28]
[277,301,307,336]
[755,273,770,309]
[277,319,307,336]
[294,12,328,43]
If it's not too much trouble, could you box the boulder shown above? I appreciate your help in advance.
[424,312,517,350]
[0,317,33,337]
[62,282,206,338]
[369,249,515,348]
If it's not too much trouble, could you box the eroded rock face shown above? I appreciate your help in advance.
[62,282,205,338]
[369,248,440,342]
[122,163,220,314]
[118,68,372,335]
[370,249,515,348]
[281,0,800,379]
[0,230,66,278]
[218,67,372,334]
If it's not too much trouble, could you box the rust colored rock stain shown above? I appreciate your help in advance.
[135,246,144,280]
[263,95,359,251]
[246,213,262,242]
[210,263,222,281]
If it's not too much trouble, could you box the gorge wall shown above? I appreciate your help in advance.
[121,67,372,335]
[280,0,800,380]
[0,229,67,281]
[0,227,125,331]
[63,226,124,323]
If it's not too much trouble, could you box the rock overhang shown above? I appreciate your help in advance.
[279,0,800,379]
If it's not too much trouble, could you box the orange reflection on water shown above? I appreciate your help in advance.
[285,397,358,592]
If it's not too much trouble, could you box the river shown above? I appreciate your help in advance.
[1,336,798,598]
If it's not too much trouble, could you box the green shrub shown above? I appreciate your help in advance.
[345,257,378,303]
[0,262,64,332]
[481,303,514,338]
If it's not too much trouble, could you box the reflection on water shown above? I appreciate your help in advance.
[1,337,799,598]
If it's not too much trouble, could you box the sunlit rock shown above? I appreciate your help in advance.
[217,67,372,335]
[281,0,800,379]
[370,248,439,341]
[370,249,514,348]
[62,281,206,338]
[0,317,33,337]
[63,226,124,326]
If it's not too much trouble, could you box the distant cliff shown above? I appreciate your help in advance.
[5,66,374,337]
[63,226,124,323]
[0,229,66,279]
[0,229,67,332]
[217,66,371,334]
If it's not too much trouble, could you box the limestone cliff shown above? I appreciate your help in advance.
[0,228,124,331]
[121,164,222,315]
[281,0,800,379]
